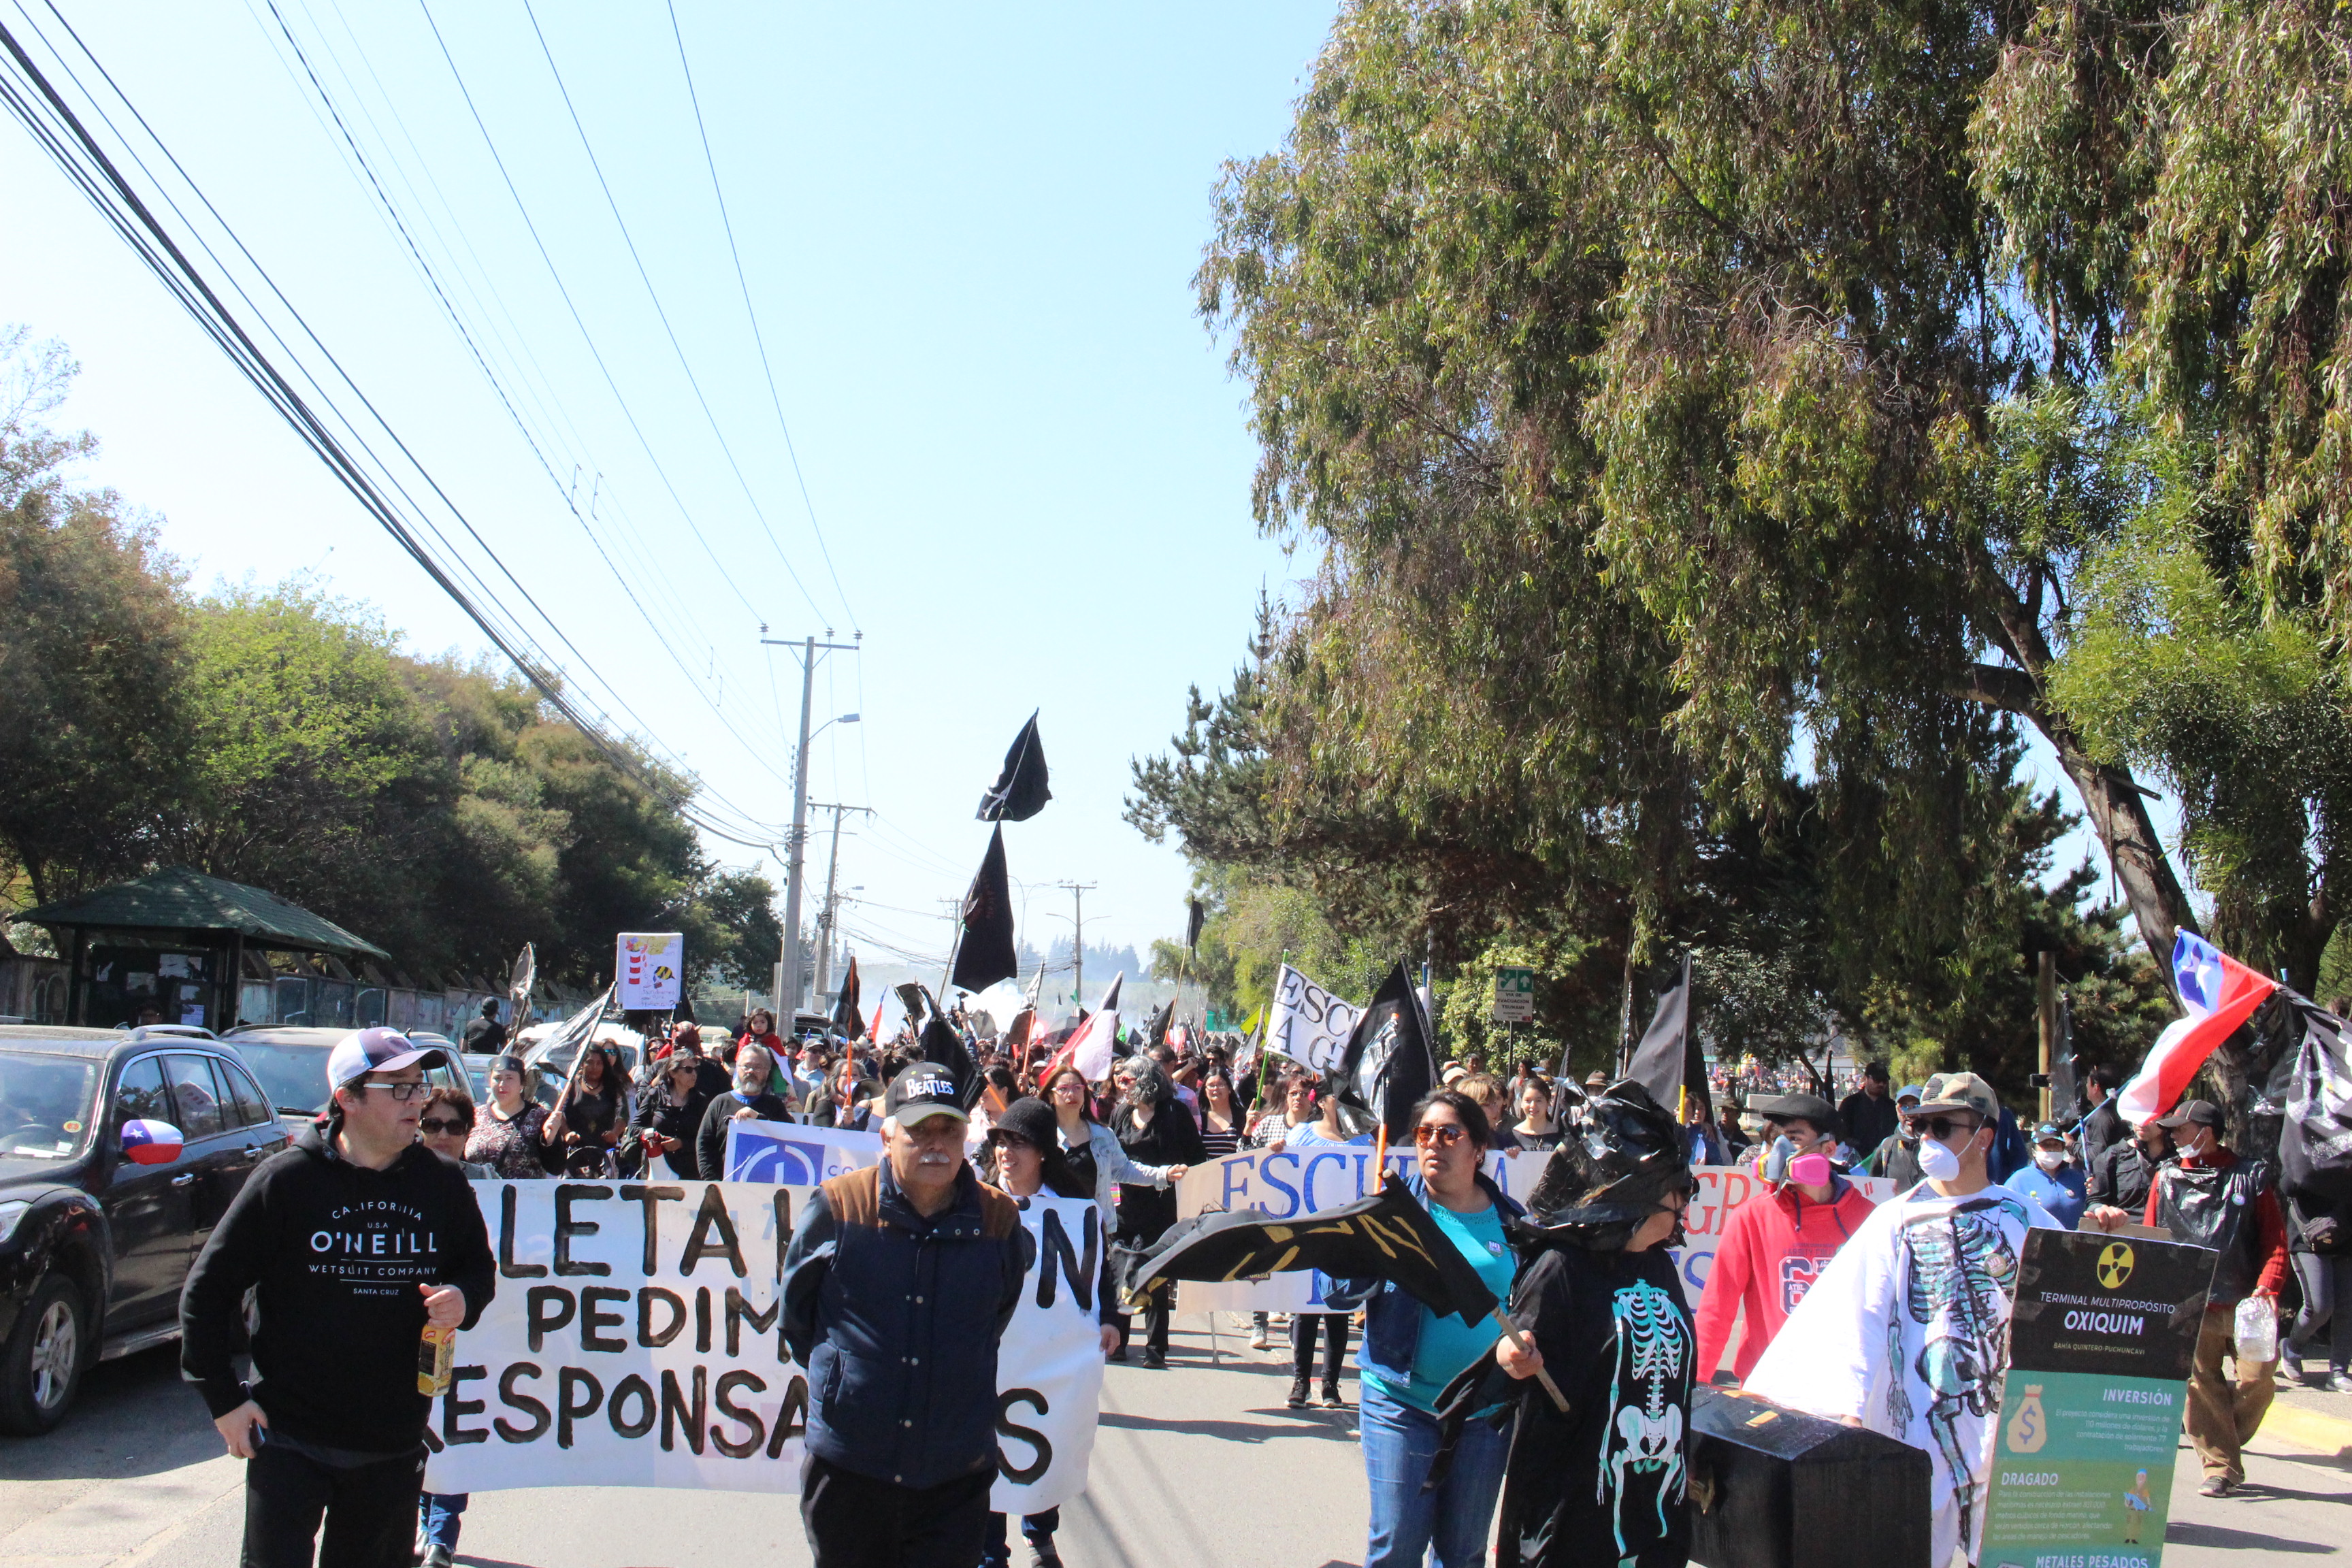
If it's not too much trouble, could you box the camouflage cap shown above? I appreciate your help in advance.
[1915,1070,1999,1122]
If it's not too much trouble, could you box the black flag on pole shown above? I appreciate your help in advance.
[949,826,1019,994]
[831,955,864,1043]
[1117,1175,1498,1325]
[977,710,1051,822]
[1143,998,1175,1049]
[1337,961,1439,1141]
[1626,953,1708,1121]
[1186,897,1207,953]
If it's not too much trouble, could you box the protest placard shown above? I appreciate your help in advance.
[421,1180,1102,1509]
[1264,964,1362,1075]
[723,1119,882,1185]
[1979,1228,2214,1567]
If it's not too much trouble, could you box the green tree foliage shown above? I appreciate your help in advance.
[1144,0,2352,1101]
[0,329,775,985]
[0,331,187,904]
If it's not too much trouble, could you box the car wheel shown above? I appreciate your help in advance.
[0,1275,88,1435]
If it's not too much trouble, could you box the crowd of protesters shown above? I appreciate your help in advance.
[172,982,2349,1568]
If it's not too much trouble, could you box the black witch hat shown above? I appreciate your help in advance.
[1523,1079,1695,1250]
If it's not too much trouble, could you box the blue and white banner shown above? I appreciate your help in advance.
[722,1119,882,1186]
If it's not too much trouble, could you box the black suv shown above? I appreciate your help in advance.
[0,1027,291,1434]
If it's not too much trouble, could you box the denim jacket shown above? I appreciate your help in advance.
[1324,1168,1524,1388]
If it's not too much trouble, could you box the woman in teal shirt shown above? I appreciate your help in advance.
[1328,1090,1524,1568]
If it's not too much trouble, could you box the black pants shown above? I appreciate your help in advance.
[1113,1298,1171,1355]
[241,1442,422,1568]
[801,1452,994,1568]
[983,1506,1062,1566]
[1294,1311,1350,1382]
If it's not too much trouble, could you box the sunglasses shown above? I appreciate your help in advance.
[1414,1123,1469,1147]
[1913,1114,1982,1141]
[418,1117,468,1135]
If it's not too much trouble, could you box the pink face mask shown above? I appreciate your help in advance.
[1788,1152,1833,1186]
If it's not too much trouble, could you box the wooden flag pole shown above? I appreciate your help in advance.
[1492,1310,1570,1414]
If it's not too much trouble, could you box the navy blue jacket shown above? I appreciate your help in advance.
[782,1160,1030,1489]
[1325,1168,1523,1388]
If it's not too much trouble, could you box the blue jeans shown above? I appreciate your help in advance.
[1360,1379,1509,1568]
[981,1506,1060,1567]
[419,1491,467,1551]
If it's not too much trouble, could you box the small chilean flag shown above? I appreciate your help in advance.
[2116,932,2277,1125]
[118,1119,184,1165]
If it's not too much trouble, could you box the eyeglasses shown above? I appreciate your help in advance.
[357,1078,429,1101]
[418,1117,468,1134]
[1414,1123,1469,1147]
[1913,1115,1982,1141]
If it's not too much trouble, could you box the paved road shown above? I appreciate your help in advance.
[3,1318,2345,1567]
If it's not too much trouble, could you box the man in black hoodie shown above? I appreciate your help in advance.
[181,1027,495,1568]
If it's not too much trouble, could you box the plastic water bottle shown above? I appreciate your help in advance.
[2234,1294,2278,1364]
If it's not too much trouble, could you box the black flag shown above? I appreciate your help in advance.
[1143,998,1175,1049]
[831,955,864,1043]
[903,981,979,1106]
[1626,953,1708,1122]
[1186,897,1207,952]
[1119,1175,1498,1326]
[977,710,1051,822]
[949,826,1019,993]
[1337,961,1439,1141]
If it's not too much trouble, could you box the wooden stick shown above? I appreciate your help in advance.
[1492,1309,1570,1414]
[1373,1122,1388,1179]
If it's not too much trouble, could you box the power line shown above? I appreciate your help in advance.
[0,5,783,855]
[662,0,855,634]
[517,0,830,628]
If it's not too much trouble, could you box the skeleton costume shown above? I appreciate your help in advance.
[1437,1081,1698,1568]
[1746,1181,2055,1566]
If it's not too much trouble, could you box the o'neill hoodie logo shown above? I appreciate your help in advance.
[308,1197,442,1298]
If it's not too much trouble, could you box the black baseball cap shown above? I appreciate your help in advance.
[885,1062,968,1126]
[2155,1098,2223,1130]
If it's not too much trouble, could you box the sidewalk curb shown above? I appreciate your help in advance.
[2264,1403,2352,1460]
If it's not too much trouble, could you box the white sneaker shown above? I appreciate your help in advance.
[1249,1326,1270,1350]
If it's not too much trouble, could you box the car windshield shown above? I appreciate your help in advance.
[0,1053,101,1159]
[230,1043,333,1115]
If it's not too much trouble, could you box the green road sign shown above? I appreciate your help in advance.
[1492,966,1535,1023]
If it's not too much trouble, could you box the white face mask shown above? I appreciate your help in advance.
[2034,1147,2066,1172]
[1918,1135,1963,1183]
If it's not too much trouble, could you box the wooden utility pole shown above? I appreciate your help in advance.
[2037,949,2057,1124]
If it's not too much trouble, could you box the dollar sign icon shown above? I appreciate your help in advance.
[2005,1384,2048,1454]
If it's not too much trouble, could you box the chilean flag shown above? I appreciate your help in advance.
[118,1119,183,1165]
[2116,932,2277,1125]
[1047,974,1124,1085]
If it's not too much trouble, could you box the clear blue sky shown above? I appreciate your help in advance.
[0,1,1343,971]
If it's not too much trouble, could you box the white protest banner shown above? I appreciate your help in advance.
[990,1195,1107,1514]
[1168,1145,1547,1313]
[421,1181,1102,1507]
[1264,964,1361,1075]
[723,1120,881,1186]
[616,933,684,1010]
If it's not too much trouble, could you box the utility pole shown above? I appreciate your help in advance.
[760,632,860,1027]
[808,802,872,1009]
[1054,882,1096,1010]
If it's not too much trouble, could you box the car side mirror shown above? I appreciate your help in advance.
[119,1120,185,1164]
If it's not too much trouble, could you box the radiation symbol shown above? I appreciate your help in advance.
[2096,1241,2136,1290]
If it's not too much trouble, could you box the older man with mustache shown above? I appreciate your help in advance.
[782,1063,1032,1568]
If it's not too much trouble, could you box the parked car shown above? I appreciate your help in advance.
[220,1025,465,1126]
[0,1026,291,1434]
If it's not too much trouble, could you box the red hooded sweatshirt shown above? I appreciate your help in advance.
[1694,1175,1879,1382]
